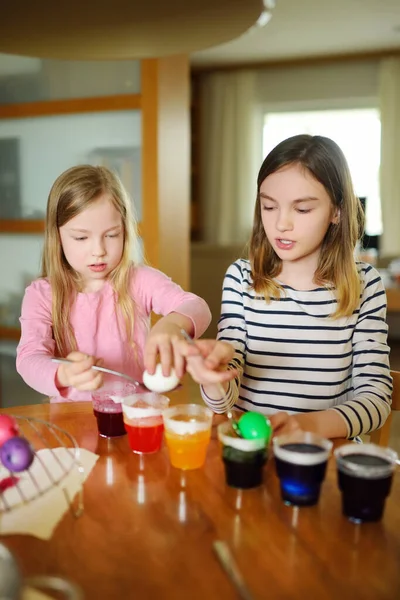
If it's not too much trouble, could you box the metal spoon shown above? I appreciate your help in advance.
[51,358,182,393]
[179,330,242,435]
[213,540,255,600]
[51,358,141,387]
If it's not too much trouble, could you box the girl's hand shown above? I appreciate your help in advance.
[270,409,348,440]
[175,339,237,385]
[269,412,303,437]
[144,322,185,378]
[56,351,104,391]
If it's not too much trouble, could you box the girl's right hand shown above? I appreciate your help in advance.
[56,351,104,391]
[175,339,237,385]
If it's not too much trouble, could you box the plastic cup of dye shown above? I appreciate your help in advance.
[92,381,138,438]
[335,443,398,523]
[218,420,268,489]
[122,392,170,454]
[273,431,332,506]
[162,404,213,470]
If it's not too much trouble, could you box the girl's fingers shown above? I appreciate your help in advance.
[204,343,234,368]
[174,339,202,360]
[193,339,219,358]
[186,356,237,384]
[270,412,301,437]
[269,412,289,434]
[71,357,95,375]
[68,363,100,387]
[157,339,173,376]
[77,372,104,391]
[172,339,186,379]
[143,339,158,374]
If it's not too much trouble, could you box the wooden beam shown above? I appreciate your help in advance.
[0,94,141,120]
[141,57,190,290]
[141,60,160,271]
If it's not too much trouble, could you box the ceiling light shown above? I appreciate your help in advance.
[256,0,276,28]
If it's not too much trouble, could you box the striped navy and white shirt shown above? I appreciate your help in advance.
[201,259,392,438]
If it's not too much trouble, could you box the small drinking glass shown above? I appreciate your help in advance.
[218,420,268,489]
[92,381,138,438]
[273,431,332,506]
[162,404,213,470]
[122,392,170,454]
[335,443,398,523]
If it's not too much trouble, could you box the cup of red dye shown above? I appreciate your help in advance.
[122,392,170,453]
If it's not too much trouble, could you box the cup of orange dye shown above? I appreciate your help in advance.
[162,404,213,470]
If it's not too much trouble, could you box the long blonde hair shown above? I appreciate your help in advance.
[249,134,364,318]
[41,165,139,356]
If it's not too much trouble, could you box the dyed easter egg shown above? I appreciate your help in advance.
[237,412,272,442]
[0,436,35,472]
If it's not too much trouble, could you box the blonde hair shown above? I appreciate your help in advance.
[41,164,139,356]
[249,134,364,318]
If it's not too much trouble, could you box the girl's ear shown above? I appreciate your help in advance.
[331,208,340,225]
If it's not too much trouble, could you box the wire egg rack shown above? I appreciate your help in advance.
[0,415,84,517]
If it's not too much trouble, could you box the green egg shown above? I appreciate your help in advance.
[237,412,272,442]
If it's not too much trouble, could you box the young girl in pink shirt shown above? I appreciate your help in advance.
[16,165,211,402]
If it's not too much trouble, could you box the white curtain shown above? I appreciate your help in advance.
[379,57,400,257]
[199,70,262,245]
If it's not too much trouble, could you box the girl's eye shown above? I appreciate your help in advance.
[296,208,312,214]
[74,237,87,241]
[106,233,120,238]
[262,205,275,211]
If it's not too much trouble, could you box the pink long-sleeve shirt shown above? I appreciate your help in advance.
[16,265,211,402]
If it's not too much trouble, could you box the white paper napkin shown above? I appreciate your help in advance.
[0,447,98,540]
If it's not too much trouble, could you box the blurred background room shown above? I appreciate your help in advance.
[0,1,400,450]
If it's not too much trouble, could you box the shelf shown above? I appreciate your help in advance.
[0,219,45,234]
[0,326,20,341]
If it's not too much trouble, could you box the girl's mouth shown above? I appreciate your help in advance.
[89,263,107,272]
[276,239,295,250]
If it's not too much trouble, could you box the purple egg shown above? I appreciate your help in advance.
[0,436,35,472]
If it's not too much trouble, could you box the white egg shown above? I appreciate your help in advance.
[142,364,180,393]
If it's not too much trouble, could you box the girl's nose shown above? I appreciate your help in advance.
[92,239,106,256]
[276,211,293,232]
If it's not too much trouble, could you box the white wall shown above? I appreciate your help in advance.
[0,110,141,298]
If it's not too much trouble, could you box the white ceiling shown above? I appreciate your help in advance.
[191,0,400,67]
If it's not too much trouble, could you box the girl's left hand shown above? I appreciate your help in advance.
[269,412,303,437]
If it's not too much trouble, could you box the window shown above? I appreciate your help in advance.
[262,109,381,236]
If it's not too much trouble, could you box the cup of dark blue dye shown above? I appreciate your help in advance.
[335,443,398,523]
[273,432,332,506]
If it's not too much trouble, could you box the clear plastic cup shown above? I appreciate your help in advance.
[92,381,138,438]
[273,431,332,506]
[162,404,213,470]
[122,392,170,454]
[335,443,398,523]
[218,420,268,489]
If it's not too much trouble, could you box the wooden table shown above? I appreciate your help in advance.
[1,394,399,600]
